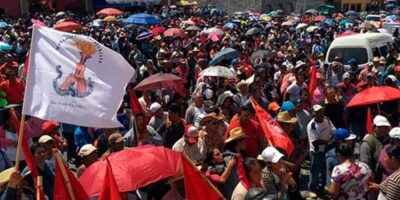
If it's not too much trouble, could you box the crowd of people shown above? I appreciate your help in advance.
[0,2,400,200]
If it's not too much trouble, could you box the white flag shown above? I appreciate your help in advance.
[23,26,134,128]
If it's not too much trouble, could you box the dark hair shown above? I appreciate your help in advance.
[30,142,44,155]
[167,103,181,114]
[244,157,257,178]
[240,101,255,114]
[336,143,354,158]
[386,145,400,160]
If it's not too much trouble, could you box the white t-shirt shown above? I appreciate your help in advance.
[307,118,336,152]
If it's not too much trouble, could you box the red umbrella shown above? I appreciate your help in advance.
[96,8,123,16]
[79,146,182,197]
[151,26,166,36]
[347,86,400,107]
[53,21,81,32]
[134,73,183,91]
[164,28,186,38]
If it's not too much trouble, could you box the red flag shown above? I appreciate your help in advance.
[251,99,294,156]
[128,91,144,114]
[366,108,373,134]
[182,155,223,200]
[308,65,318,101]
[8,109,38,178]
[54,155,89,200]
[99,159,121,200]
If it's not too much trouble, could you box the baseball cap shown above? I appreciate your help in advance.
[335,128,349,140]
[78,144,97,157]
[38,135,54,144]
[259,146,284,163]
[281,101,295,112]
[149,102,162,113]
[389,127,400,139]
[373,115,391,127]
[342,72,351,80]
[312,104,323,112]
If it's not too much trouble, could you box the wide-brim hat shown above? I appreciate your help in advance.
[200,112,225,126]
[276,111,297,124]
[225,127,246,144]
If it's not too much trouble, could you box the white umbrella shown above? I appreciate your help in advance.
[202,27,224,35]
[282,20,294,26]
[296,23,308,30]
[306,25,319,32]
[200,66,235,78]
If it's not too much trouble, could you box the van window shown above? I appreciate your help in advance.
[373,48,380,57]
[328,48,368,64]
[379,46,388,57]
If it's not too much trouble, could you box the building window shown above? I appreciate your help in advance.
[356,4,362,11]
[343,4,349,11]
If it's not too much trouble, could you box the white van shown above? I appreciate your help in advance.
[325,33,394,66]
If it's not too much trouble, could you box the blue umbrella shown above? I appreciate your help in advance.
[323,18,335,27]
[209,48,239,66]
[346,10,359,17]
[223,22,237,29]
[124,13,160,25]
[0,42,12,52]
[0,21,9,29]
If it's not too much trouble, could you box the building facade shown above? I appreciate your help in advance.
[333,0,384,11]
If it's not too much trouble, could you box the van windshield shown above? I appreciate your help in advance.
[328,48,368,64]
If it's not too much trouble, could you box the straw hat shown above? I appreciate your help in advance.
[225,127,246,144]
[276,111,297,124]
[0,167,15,186]
[200,112,225,126]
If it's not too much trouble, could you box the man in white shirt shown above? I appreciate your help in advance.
[172,126,206,165]
[307,104,336,193]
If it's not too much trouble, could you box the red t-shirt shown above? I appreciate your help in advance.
[228,115,263,157]
[0,79,25,104]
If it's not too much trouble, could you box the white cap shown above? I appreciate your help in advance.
[373,115,391,127]
[345,133,357,140]
[78,144,97,157]
[295,61,306,69]
[312,104,323,112]
[389,127,400,139]
[260,146,284,163]
[387,75,398,82]
[38,135,53,144]
[149,102,162,113]
[343,72,351,80]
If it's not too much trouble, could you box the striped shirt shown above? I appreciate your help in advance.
[380,168,400,200]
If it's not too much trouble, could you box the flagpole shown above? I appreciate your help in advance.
[54,152,76,200]
[14,114,26,170]
[182,153,225,199]
[36,176,43,200]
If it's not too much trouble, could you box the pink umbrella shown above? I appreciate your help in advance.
[164,28,186,38]
[134,73,183,92]
[96,8,123,16]
[53,21,81,32]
